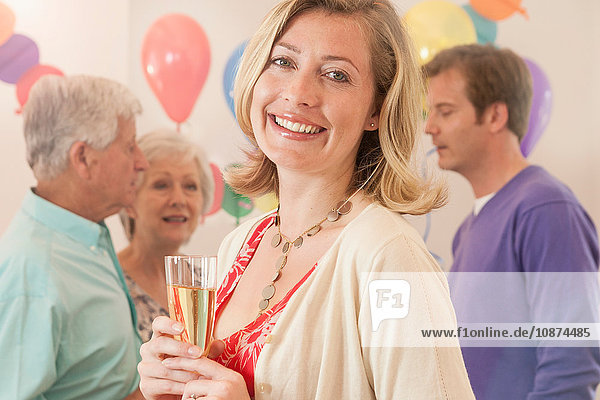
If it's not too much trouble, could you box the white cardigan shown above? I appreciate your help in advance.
[217,203,474,400]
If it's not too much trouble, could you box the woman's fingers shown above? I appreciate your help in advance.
[138,359,199,382]
[139,316,221,399]
[139,375,186,399]
[162,357,240,382]
[137,357,200,399]
[141,316,205,360]
[181,379,222,398]
[179,367,250,400]
[138,358,187,398]
[140,334,204,361]
[151,315,184,337]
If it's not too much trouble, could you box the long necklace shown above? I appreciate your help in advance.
[258,191,357,314]
[257,160,383,314]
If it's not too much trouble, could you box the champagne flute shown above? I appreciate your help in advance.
[165,255,217,354]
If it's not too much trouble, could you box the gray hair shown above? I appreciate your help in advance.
[119,129,215,241]
[23,74,142,180]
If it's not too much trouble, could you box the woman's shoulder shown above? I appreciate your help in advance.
[343,203,425,247]
[335,203,439,272]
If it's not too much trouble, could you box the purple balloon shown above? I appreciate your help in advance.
[521,58,553,157]
[0,34,39,84]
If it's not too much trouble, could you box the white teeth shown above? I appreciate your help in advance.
[274,116,321,134]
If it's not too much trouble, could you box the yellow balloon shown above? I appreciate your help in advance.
[404,0,477,64]
[254,192,278,213]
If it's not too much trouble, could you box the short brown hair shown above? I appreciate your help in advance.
[226,0,446,215]
[423,44,532,140]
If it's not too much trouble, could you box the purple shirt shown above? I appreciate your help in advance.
[450,166,600,399]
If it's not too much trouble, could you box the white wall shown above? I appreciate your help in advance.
[417,0,600,268]
[0,0,132,242]
[0,0,598,269]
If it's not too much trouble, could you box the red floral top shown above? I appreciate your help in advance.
[214,214,316,397]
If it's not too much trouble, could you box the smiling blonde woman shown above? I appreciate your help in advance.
[137,1,474,399]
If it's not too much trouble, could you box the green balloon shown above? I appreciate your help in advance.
[221,182,253,224]
[462,4,497,44]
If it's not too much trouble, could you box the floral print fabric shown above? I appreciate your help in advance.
[215,213,316,397]
[124,272,169,343]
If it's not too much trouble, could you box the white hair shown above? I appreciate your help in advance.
[119,129,215,241]
[23,74,142,180]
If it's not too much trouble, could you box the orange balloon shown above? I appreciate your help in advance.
[0,2,16,46]
[16,64,64,109]
[469,0,528,21]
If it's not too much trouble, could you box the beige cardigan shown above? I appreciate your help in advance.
[217,203,474,400]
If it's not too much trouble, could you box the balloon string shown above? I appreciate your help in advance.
[518,7,529,20]
[516,5,529,20]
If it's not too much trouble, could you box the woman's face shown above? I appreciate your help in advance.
[129,155,203,248]
[250,11,378,179]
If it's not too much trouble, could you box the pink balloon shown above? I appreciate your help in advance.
[205,163,224,216]
[141,14,211,123]
[16,64,64,109]
[521,58,552,157]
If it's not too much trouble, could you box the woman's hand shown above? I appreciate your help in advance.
[138,316,226,400]
[162,356,251,400]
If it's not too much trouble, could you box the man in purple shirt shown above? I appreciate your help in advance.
[424,44,600,399]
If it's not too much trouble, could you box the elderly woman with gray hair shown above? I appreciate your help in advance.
[118,130,213,342]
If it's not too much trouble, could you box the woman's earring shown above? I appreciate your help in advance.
[370,123,375,128]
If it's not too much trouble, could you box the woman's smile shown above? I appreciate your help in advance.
[250,10,377,174]
[268,113,326,141]
[272,114,323,134]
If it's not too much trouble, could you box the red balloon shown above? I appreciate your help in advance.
[16,64,64,109]
[205,163,224,216]
[141,14,211,123]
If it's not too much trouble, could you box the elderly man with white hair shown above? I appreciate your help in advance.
[0,75,148,399]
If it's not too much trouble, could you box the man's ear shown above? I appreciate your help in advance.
[124,206,137,219]
[69,141,93,180]
[485,102,509,133]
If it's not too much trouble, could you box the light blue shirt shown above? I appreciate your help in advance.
[0,190,142,400]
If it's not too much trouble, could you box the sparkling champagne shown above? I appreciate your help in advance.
[167,284,216,351]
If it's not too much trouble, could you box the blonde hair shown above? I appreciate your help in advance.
[227,0,446,215]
